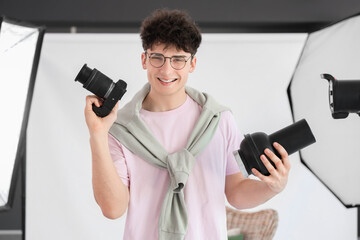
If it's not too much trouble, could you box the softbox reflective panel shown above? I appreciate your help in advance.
[0,18,44,210]
[289,15,360,207]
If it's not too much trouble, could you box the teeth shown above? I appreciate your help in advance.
[158,78,177,83]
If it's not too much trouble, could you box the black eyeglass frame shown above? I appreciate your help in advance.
[145,51,194,70]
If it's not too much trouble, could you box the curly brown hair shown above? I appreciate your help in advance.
[140,9,202,56]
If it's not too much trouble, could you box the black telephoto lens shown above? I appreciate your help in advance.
[75,64,115,99]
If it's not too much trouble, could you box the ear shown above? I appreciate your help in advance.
[141,52,147,70]
[189,56,197,73]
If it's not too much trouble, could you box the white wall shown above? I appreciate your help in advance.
[27,33,357,240]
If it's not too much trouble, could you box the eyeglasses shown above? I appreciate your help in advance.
[145,52,193,70]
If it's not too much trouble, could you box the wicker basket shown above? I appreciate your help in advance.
[226,206,278,240]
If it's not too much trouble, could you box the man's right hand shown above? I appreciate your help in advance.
[84,95,119,135]
[85,95,129,219]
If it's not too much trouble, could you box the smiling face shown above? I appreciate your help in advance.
[141,43,197,105]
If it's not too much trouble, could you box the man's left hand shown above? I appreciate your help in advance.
[251,142,291,193]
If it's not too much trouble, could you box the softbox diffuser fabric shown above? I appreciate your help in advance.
[289,14,360,207]
[0,18,44,210]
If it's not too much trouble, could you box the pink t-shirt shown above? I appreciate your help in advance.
[108,95,243,240]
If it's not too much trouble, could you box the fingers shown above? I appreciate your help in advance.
[253,143,291,177]
[251,153,278,181]
[252,167,267,181]
[84,95,104,122]
[108,101,120,122]
[272,142,291,171]
[273,142,288,159]
[85,95,103,110]
[111,101,120,113]
[252,143,291,193]
[85,95,120,123]
[264,148,282,169]
[86,95,103,106]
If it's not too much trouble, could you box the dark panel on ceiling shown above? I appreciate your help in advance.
[1,1,360,32]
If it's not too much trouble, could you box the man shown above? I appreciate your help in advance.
[85,9,290,240]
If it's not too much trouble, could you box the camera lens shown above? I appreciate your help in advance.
[75,64,115,99]
[75,64,92,85]
[75,63,127,117]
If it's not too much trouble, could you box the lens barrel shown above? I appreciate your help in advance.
[75,64,92,85]
[237,119,316,176]
[75,64,115,99]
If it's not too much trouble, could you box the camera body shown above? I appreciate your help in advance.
[75,64,127,117]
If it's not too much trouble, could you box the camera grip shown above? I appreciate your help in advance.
[92,103,112,118]
[91,80,127,118]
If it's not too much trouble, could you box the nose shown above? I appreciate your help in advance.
[159,57,173,73]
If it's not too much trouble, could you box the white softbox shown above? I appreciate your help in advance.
[289,14,360,207]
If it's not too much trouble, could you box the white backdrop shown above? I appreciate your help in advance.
[26,33,357,240]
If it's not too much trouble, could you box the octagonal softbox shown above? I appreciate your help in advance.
[289,14,360,208]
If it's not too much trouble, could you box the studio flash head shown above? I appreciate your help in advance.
[75,64,127,117]
[321,73,360,119]
[235,119,316,177]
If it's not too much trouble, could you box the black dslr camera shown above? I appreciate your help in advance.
[75,64,127,117]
